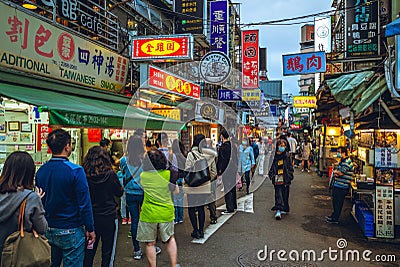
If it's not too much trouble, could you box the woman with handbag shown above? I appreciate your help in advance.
[82,146,124,267]
[184,134,217,239]
[268,139,294,220]
[0,151,48,265]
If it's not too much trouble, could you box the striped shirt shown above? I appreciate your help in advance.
[333,157,354,189]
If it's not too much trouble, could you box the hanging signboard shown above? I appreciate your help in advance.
[241,30,259,89]
[396,35,400,90]
[242,89,261,101]
[210,0,229,54]
[131,34,194,60]
[293,96,317,108]
[199,51,231,84]
[283,52,326,76]
[175,0,205,34]
[146,65,200,99]
[0,2,128,93]
[218,89,241,101]
[375,186,395,238]
[374,131,399,168]
[345,0,379,58]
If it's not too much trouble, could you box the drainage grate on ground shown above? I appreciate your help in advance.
[237,249,318,267]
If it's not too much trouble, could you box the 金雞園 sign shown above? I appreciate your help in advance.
[283,51,326,76]
[147,65,200,99]
[242,30,259,89]
[0,2,128,92]
[132,34,193,60]
[293,96,317,108]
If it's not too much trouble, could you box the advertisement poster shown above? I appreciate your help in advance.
[175,0,205,34]
[241,30,259,89]
[375,186,395,238]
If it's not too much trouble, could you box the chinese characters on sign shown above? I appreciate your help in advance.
[375,186,394,238]
[241,89,261,101]
[210,1,228,54]
[293,96,317,108]
[0,3,128,92]
[241,30,259,89]
[217,89,241,101]
[175,0,204,34]
[375,148,399,168]
[132,35,193,60]
[345,0,379,58]
[282,52,326,76]
[147,65,200,99]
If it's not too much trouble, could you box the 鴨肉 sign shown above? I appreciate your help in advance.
[283,51,326,76]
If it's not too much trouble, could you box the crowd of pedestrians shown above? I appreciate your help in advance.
[0,127,353,266]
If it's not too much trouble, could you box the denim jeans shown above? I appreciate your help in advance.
[46,226,86,267]
[126,194,144,252]
[173,186,184,222]
[120,192,127,219]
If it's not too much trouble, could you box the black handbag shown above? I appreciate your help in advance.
[184,152,211,187]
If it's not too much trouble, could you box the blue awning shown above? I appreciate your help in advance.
[385,18,400,37]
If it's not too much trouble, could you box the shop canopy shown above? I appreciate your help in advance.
[325,71,387,115]
[385,18,400,37]
[0,82,185,131]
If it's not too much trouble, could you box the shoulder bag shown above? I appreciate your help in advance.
[1,197,51,267]
[123,164,142,187]
[184,152,211,187]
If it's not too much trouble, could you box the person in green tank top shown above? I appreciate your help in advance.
[136,149,180,267]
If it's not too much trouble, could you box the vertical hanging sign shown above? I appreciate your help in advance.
[241,30,259,89]
[375,186,395,238]
[210,0,229,54]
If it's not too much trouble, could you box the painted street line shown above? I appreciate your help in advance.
[192,194,254,244]
[191,210,236,244]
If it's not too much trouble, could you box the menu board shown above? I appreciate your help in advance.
[375,186,395,238]
[375,131,399,168]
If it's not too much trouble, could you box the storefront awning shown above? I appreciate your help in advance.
[385,18,400,37]
[325,71,387,115]
[0,82,185,130]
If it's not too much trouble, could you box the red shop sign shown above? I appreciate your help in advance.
[148,65,200,99]
[132,35,193,60]
[241,30,259,89]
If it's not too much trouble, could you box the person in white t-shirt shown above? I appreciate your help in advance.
[286,133,298,165]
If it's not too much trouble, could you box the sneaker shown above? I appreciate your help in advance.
[210,219,217,224]
[128,218,132,224]
[281,211,287,215]
[174,221,179,225]
[128,231,132,238]
[275,210,281,220]
[122,218,128,225]
[301,169,305,172]
[325,217,339,224]
[178,220,183,224]
[325,215,332,220]
[133,250,142,260]
[155,246,161,255]
[307,169,311,173]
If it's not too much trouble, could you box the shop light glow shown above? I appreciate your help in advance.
[22,0,37,9]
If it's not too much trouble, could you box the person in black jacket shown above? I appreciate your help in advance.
[268,138,294,220]
[217,130,238,214]
[83,146,124,267]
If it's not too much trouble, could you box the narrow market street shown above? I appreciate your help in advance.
[98,167,400,267]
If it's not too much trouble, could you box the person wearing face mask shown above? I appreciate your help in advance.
[325,147,354,224]
[268,139,294,220]
[238,138,256,195]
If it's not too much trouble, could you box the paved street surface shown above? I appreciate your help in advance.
[95,166,400,267]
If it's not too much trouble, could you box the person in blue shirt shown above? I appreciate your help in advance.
[36,129,95,267]
[238,138,255,195]
[326,146,354,224]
